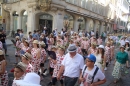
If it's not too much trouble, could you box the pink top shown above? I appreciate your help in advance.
[40,48,47,62]
[81,41,89,49]
[52,54,65,77]
[26,63,34,73]
[105,46,111,61]
[77,47,82,54]
[97,38,102,45]
[88,47,97,55]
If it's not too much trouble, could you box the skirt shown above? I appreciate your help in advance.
[112,61,127,79]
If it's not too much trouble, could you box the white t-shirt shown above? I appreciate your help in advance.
[62,53,84,77]
[80,65,105,86]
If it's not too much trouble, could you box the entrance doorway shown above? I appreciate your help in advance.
[39,14,53,35]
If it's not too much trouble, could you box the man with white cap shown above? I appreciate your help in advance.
[57,44,84,86]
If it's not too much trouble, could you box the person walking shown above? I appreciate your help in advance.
[112,45,129,83]
[57,44,84,86]
[79,54,106,86]
[0,50,8,86]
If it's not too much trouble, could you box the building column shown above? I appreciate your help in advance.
[8,13,14,36]
[93,20,97,33]
[85,18,89,32]
[17,15,22,29]
[27,8,34,35]
[53,10,64,32]
[100,22,105,33]
[73,15,80,32]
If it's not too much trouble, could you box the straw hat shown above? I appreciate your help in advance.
[51,46,57,49]
[33,40,39,44]
[16,62,27,72]
[0,50,4,55]
[58,46,65,50]
[39,41,45,45]
[14,73,41,86]
[24,40,29,44]
[22,52,32,60]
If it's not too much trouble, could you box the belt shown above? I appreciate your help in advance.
[65,76,78,79]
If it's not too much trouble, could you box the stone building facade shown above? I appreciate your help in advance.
[1,0,129,35]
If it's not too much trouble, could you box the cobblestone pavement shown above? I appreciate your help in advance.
[6,39,130,86]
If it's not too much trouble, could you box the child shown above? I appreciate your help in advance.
[21,52,34,73]
[48,46,57,85]
[15,36,21,63]
[12,62,27,86]
[104,42,111,70]
[76,42,82,54]
[52,46,65,86]
[39,41,47,76]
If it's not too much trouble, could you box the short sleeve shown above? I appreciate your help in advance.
[96,69,105,81]
[61,55,67,66]
[80,56,85,70]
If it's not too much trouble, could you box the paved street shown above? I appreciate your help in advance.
[5,38,130,86]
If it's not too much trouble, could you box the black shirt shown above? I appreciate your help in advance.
[0,34,6,43]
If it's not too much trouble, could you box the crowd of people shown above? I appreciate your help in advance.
[0,28,129,86]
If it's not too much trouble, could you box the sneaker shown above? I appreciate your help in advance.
[104,67,107,71]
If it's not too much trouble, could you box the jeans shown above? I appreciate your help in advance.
[64,76,78,86]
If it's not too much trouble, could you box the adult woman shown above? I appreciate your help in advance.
[48,33,54,51]
[31,40,41,73]
[20,39,31,54]
[88,43,97,55]
[0,50,8,86]
[112,45,129,83]
[95,45,106,72]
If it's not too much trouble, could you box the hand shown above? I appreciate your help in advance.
[57,75,60,80]
[126,65,130,68]
[90,83,96,86]
[79,77,84,82]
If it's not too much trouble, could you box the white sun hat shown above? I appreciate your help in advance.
[98,45,104,49]
[125,40,129,43]
[13,73,41,86]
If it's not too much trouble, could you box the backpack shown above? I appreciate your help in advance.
[82,66,99,84]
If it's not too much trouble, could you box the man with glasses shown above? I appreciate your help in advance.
[79,54,106,86]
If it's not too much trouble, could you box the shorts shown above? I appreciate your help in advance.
[3,43,7,50]
[49,67,54,76]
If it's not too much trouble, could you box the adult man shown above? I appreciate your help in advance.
[79,54,106,86]
[0,30,7,55]
[57,44,84,86]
